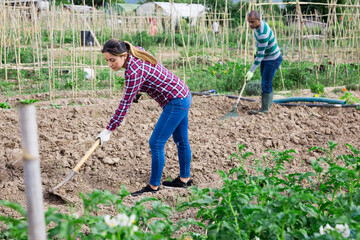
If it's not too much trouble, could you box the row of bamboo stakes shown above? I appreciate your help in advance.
[0,0,359,99]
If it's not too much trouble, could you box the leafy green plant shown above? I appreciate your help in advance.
[0,200,27,239]
[18,99,39,104]
[185,61,250,93]
[0,102,10,109]
[339,91,360,105]
[0,187,195,239]
[2,142,360,239]
[178,142,360,239]
[310,83,325,94]
[50,103,62,109]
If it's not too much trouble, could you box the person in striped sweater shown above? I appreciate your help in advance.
[246,10,283,114]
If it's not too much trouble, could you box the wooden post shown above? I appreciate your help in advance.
[19,104,47,240]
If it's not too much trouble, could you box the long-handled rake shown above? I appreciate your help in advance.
[220,79,247,120]
[50,139,100,194]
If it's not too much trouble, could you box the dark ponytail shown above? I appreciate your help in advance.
[101,39,128,56]
[102,39,158,65]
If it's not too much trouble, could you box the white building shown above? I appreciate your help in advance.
[0,0,49,11]
[136,2,207,25]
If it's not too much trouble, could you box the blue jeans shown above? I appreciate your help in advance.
[260,55,283,94]
[149,94,192,186]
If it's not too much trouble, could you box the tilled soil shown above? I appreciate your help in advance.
[0,90,359,222]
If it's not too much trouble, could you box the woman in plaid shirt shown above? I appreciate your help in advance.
[96,39,193,196]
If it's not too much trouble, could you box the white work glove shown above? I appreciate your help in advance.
[246,71,254,81]
[96,129,112,145]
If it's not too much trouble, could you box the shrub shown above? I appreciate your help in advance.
[130,31,154,50]
[310,83,325,94]
[333,88,343,94]
[244,80,262,96]
[0,80,15,92]
[4,48,34,64]
[281,67,304,90]
[345,84,359,91]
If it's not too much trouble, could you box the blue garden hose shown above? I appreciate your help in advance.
[195,92,354,107]
[272,97,346,105]
[225,95,358,107]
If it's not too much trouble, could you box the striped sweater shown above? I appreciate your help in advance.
[250,20,281,73]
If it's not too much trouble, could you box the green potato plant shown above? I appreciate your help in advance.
[1,143,360,239]
[0,102,10,109]
[18,99,39,104]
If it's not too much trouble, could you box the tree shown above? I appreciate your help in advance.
[283,0,347,15]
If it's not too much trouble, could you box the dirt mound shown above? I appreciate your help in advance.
[0,92,359,217]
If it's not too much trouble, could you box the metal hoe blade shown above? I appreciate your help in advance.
[49,139,100,194]
[220,107,239,120]
[220,79,247,120]
[50,170,76,193]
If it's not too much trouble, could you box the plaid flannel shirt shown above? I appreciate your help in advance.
[106,48,190,131]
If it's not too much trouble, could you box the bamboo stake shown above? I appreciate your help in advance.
[94,45,98,97]
[222,0,228,63]
[244,0,252,68]
[297,0,304,88]
[356,0,360,78]
[170,0,174,70]
[30,5,37,91]
[182,57,186,84]
[59,9,65,80]
[0,7,6,82]
[13,10,22,94]
[178,15,193,73]
[212,4,217,57]
[71,0,76,99]
[91,41,94,97]
[325,0,332,85]
[50,3,56,99]
[232,2,246,74]
[269,0,285,90]
[333,1,338,87]
[47,47,52,100]
[302,13,318,83]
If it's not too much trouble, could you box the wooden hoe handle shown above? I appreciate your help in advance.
[73,139,100,172]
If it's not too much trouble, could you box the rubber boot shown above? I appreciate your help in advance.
[249,92,273,115]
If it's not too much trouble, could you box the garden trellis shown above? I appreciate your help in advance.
[0,0,359,98]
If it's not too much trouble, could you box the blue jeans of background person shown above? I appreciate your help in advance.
[260,55,283,94]
[149,94,192,186]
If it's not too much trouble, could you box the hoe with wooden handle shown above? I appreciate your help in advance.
[220,79,247,120]
[50,139,100,193]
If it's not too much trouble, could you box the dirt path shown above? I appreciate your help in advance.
[0,90,359,220]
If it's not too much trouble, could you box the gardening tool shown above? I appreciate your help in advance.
[220,79,247,120]
[50,139,100,193]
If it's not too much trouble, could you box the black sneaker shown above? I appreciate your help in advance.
[162,176,193,188]
[131,184,160,197]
